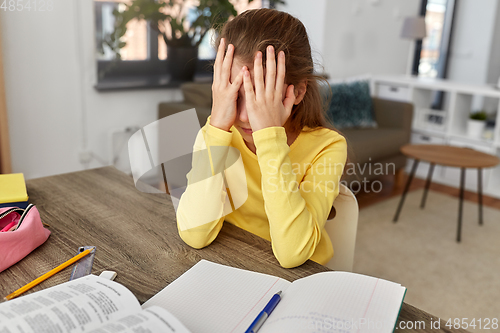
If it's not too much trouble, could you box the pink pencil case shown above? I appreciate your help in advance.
[0,204,51,273]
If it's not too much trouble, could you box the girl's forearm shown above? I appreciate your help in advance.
[254,127,335,268]
[176,122,234,248]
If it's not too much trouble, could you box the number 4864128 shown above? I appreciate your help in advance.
[0,0,54,11]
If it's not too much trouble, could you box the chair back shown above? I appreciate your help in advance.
[324,183,359,272]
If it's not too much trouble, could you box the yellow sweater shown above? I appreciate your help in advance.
[176,119,347,268]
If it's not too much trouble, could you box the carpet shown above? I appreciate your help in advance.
[353,189,500,333]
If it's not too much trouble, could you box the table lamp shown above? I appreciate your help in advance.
[401,16,427,76]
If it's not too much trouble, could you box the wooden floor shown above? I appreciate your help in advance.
[355,172,500,210]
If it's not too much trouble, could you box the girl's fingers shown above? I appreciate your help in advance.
[230,67,245,94]
[221,44,234,84]
[253,51,265,98]
[243,69,256,106]
[283,84,295,116]
[214,38,225,83]
[265,45,277,97]
[275,51,286,100]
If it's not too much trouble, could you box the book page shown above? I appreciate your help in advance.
[142,260,291,333]
[87,306,191,333]
[259,272,406,333]
[0,275,141,333]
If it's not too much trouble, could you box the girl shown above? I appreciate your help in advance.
[176,8,347,268]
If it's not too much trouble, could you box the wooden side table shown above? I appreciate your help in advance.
[393,144,500,242]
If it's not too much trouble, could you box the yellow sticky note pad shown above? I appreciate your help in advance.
[0,173,28,203]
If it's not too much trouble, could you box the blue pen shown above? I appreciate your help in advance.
[245,291,282,333]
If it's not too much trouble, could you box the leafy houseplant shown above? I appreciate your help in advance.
[103,0,284,81]
[469,110,487,121]
[467,110,488,139]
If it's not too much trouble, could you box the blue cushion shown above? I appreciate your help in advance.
[325,81,377,129]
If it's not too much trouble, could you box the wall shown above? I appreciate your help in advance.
[277,0,327,72]
[1,0,182,180]
[0,16,11,174]
[321,0,420,79]
[446,0,499,112]
[487,1,500,86]
[447,0,498,85]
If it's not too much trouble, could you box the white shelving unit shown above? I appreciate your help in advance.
[372,75,500,198]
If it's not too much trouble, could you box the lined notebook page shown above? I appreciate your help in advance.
[142,260,291,333]
[260,272,406,333]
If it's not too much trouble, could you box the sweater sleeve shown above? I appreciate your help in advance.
[253,127,347,268]
[176,120,234,249]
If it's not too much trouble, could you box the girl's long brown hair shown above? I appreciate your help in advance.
[214,8,332,135]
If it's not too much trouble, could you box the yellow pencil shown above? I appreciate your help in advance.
[4,248,93,301]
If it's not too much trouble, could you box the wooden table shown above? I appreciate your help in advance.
[393,144,500,242]
[0,167,469,332]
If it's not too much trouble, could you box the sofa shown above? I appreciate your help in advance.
[158,83,413,188]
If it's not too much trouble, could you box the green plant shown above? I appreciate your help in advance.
[469,110,487,121]
[102,0,285,60]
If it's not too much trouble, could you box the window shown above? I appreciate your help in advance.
[413,0,457,113]
[414,0,457,79]
[94,0,263,90]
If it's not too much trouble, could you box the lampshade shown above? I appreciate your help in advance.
[401,16,427,39]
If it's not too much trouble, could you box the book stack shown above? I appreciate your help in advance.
[0,173,29,209]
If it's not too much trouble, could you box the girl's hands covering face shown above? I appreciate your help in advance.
[210,38,245,132]
[242,45,296,132]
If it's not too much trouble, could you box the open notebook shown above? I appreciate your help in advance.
[143,260,407,333]
[0,260,405,333]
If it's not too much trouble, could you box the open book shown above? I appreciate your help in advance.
[144,260,406,333]
[0,260,406,333]
[0,274,190,333]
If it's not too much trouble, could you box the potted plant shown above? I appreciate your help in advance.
[103,0,284,82]
[467,110,487,139]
